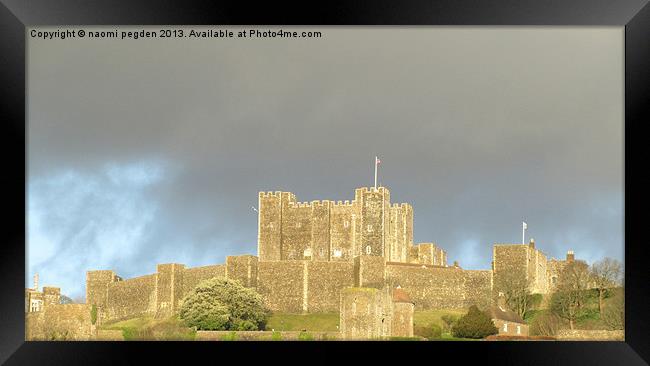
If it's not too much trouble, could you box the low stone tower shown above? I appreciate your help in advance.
[391,287,414,337]
[339,287,392,339]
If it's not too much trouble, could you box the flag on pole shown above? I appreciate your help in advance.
[374,156,380,188]
[522,221,527,244]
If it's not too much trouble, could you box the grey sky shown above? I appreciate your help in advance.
[27,27,623,298]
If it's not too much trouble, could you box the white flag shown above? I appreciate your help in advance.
[523,222,527,230]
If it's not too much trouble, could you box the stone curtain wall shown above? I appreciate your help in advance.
[257,261,306,312]
[226,255,258,287]
[92,253,493,320]
[385,263,492,309]
[26,304,95,340]
[155,263,185,318]
[354,255,386,288]
[306,261,354,312]
[257,260,355,313]
[97,262,239,322]
[181,264,226,297]
[106,274,157,320]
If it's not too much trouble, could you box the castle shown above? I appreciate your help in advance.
[27,185,577,331]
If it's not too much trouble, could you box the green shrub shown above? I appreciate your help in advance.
[90,304,97,325]
[440,314,459,333]
[122,327,139,341]
[414,324,442,340]
[451,305,498,339]
[271,331,282,341]
[298,331,314,341]
[179,277,269,331]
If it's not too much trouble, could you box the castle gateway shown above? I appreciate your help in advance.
[74,185,575,322]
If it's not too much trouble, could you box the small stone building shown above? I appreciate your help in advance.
[391,287,414,337]
[488,305,529,337]
[339,286,414,339]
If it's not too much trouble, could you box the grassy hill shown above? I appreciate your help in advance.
[265,313,339,332]
[100,316,196,340]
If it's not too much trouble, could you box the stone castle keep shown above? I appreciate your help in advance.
[28,185,577,330]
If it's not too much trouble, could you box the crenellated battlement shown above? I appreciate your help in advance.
[259,191,284,199]
[311,200,332,208]
[355,186,390,195]
[332,200,354,207]
[288,201,312,208]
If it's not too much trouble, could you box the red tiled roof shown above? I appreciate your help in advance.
[488,305,525,324]
[393,288,412,303]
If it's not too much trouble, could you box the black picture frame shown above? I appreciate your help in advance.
[1,0,648,364]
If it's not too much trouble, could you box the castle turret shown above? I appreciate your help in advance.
[86,270,119,308]
[566,250,575,262]
[258,191,283,261]
[356,186,390,258]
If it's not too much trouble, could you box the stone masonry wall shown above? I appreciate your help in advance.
[392,302,414,337]
[306,261,354,312]
[257,260,355,313]
[385,263,492,309]
[329,202,356,261]
[26,304,95,341]
[105,274,157,321]
[226,255,258,287]
[257,261,306,313]
[354,255,386,288]
[155,263,185,318]
[556,329,624,341]
[493,244,529,295]
[339,287,391,339]
[181,264,226,298]
[86,270,119,307]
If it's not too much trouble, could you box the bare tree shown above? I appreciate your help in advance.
[530,311,562,336]
[590,257,622,314]
[494,269,531,319]
[602,287,624,330]
[550,260,590,330]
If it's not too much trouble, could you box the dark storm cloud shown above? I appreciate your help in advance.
[27,27,623,297]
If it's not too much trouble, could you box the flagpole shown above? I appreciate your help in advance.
[374,156,378,188]
[522,222,525,244]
